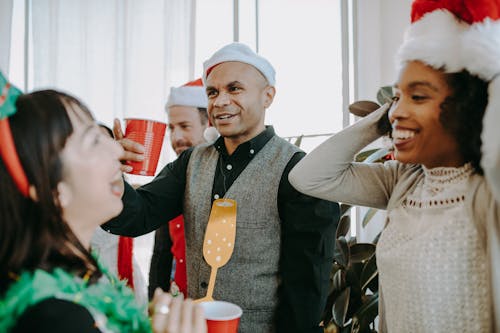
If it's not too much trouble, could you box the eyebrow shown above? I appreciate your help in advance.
[206,80,243,91]
[227,81,242,87]
[79,124,97,143]
[394,81,439,92]
[169,120,191,127]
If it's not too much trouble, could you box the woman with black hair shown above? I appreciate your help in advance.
[0,72,206,333]
[289,1,500,332]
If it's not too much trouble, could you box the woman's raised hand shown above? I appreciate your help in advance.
[113,118,145,173]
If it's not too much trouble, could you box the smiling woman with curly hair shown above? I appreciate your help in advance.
[289,1,500,332]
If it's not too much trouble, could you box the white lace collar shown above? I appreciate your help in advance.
[404,163,474,209]
[422,163,473,186]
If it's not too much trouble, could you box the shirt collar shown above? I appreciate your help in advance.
[213,125,276,157]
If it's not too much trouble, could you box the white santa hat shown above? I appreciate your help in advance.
[166,78,208,109]
[202,42,276,86]
[397,0,500,200]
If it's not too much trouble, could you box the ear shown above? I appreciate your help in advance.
[263,86,276,109]
[57,182,73,208]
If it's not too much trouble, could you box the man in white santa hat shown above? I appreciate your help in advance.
[106,42,340,333]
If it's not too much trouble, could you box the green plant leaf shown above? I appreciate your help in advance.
[376,86,393,105]
[363,148,390,163]
[345,263,362,297]
[336,215,351,239]
[332,269,347,293]
[366,275,379,294]
[340,203,352,216]
[351,292,379,333]
[361,208,378,228]
[340,324,352,333]
[360,254,377,291]
[350,243,375,263]
[348,236,357,247]
[332,287,351,327]
[323,290,338,324]
[334,236,350,268]
[294,135,303,148]
[354,149,380,162]
[348,100,380,118]
[329,264,341,295]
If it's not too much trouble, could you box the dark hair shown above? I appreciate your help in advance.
[0,90,102,293]
[377,70,488,174]
[98,123,114,138]
[197,107,208,125]
[440,71,488,174]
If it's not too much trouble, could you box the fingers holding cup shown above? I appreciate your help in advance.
[151,292,173,333]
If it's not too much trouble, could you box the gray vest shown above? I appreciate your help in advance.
[184,136,300,333]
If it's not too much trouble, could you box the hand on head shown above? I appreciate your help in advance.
[113,118,146,173]
[150,288,206,333]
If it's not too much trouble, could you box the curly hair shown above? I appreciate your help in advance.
[440,71,488,174]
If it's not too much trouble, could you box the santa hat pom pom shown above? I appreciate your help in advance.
[203,126,219,142]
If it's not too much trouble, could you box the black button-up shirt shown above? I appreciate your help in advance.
[104,126,339,333]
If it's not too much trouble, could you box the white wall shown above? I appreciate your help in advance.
[354,0,412,242]
[0,0,13,72]
[356,0,412,101]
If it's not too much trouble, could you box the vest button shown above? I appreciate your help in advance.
[200,281,208,288]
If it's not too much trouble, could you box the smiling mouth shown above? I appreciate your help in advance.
[110,172,123,197]
[392,128,416,145]
[215,114,236,121]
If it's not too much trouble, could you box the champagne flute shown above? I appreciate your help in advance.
[195,198,237,303]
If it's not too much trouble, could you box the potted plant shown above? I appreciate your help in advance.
[322,86,394,333]
[322,204,378,333]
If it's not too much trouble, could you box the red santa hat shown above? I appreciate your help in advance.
[165,78,220,142]
[397,0,500,192]
[165,78,208,109]
[397,0,500,80]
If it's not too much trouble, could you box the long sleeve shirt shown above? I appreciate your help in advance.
[104,126,340,332]
[289,105,500,332]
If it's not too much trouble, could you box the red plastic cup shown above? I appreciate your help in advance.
[124,118,166,176]
[199,301,242,333]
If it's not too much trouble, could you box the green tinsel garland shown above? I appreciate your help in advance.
[0,260,151,332]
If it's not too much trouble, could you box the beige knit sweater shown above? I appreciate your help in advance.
[289,104,500,332]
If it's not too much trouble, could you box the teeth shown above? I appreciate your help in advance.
[392,129,416,140]
[217,115,232,119]
[110,172,123,185]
